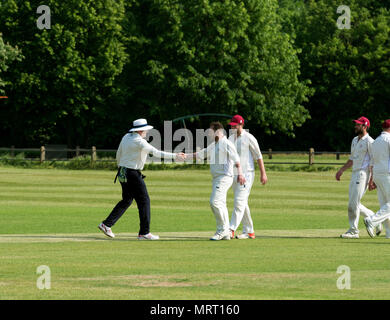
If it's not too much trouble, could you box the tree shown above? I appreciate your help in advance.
[0,0,128,146]
[278,0,390,150]
[121,0,312,137]
[0,33,22,95]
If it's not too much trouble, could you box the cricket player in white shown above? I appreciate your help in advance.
[227,115,268,239]
[364,119,390,238]
[336,116,381,238]
[190,122,245,240]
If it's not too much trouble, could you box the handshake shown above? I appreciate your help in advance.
[175,152,187,161]
[175,152,197,161]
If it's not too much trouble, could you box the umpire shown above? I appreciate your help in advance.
[98,119,184,240]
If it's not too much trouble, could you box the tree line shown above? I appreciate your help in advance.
[0,0,388,151]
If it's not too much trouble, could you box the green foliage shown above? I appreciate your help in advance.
[0,154,335,172]
[1,0,389,150]
[0,33,22,95]
[0,0,311,148]
[278,0,390,149]
[0,154,115,170]
[124,0,311,136]
[0,0,128,146]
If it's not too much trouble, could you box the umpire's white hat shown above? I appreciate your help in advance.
[129,119,154,132]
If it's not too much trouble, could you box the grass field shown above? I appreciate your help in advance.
[1,166,389,300]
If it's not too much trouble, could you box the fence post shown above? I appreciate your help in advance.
[268,148,272,159]
[336,152,340,160]
[309,148,314,165]
[10,145,15,157]
[91,146,96,163]
[76,146,80,157]
[40,146,45,163]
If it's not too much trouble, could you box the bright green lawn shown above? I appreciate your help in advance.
[0,166,389,300]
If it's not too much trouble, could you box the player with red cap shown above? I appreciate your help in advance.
[227,115,268,239]
[336,116,382,238]
[364,119,390,238]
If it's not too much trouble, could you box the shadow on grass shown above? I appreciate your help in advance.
[1,233,387,242]
[0,234,209,242]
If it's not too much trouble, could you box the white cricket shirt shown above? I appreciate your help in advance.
[116,133,176,170]
[349,134,374,171]
[228,130,263,174]
[197,136,240,178]
[371,131,390,175]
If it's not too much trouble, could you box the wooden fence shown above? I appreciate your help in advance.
[0,146,351,166]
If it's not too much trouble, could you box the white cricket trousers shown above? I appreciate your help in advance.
[210,175,233,234]
[348,169,375,233]
[229,171,255,234]
[370,173,390,229]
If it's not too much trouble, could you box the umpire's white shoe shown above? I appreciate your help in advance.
[364,217,375,238]
[138,233,160,240]
[376,223,383,236]
[210,232,230,241]
[340,232,359,239]
[98,223,115,238]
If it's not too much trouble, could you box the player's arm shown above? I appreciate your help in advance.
[257,158,268,185]
[235,161,246,185]
[226,140,245,185]
[140,139,185,160]
[336,159,353,181]
[249,134,267,185]
[188,143,213,160]
[336,139,354,181]
[367,141,376,190]
[368,165,376,190]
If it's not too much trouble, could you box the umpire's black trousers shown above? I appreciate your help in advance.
[103,168,151,235]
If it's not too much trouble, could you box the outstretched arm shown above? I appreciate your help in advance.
[187,143,213,160]
[140,139,185,161]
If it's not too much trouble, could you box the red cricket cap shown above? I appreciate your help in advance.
[382,119,390,129]
[229,115,244,126]
[353,116,370,128]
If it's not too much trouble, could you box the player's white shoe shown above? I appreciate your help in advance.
[210,232,230,241]
[98,223,115,238]
[340,232,359,239]
[364,218,375,238]
[376,223,383,237]
[138,233,160,240]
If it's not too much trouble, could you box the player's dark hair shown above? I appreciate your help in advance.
[209,121,224,132]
